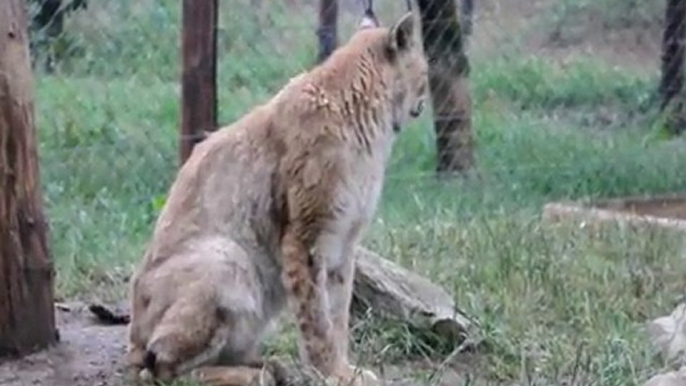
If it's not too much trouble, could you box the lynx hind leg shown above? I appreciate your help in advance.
[134,294,280,386]
[140,293,227,382]
[126,272,171,382]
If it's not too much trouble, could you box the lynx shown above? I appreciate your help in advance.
[126,10,428,386]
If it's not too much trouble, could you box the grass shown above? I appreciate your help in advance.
[554,0,663,29]
[29,0,686,384]
[545,0,663,46]
[359,219,686,385]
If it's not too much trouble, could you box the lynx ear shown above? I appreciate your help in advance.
[388,12,415,53]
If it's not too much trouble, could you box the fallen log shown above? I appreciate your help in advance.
[352,247,473,344]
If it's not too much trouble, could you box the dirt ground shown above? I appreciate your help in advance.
[0,302,128,386]
[0,302,467,386]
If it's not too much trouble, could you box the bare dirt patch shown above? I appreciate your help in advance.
[0,301,470,386]
[0,302,128,386]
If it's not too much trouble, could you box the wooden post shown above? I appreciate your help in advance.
[0,0,57,358]
[660,0,686,134]
[317,0,338,63]
[180,0,218,165]
[416,0,475,176]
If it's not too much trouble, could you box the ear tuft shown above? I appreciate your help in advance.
[358,9,380,30]
[388,12,414,53]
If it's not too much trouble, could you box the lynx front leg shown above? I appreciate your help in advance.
[326,220,366,364]
[327,253,355,365]
[280,228,339,376]
[281,226,378,386]
[326,229,379,386]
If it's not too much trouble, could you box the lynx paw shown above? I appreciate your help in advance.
[190,366,276,386]
[328,365,379,386]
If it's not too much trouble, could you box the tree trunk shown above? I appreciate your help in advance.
[180,0,218,165]
[0,0,57,358]
[417,0,475,176]
[660,0,686,135]
[317,0,338,63]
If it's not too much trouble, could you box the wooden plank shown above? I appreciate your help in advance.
[542,195,686,235]
[0,0,57,358]
[180,0,218,165]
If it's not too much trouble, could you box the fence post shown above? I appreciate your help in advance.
[180,0,218,166]
[0,0,57,358]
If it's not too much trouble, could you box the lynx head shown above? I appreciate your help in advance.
[384,12,428,132]
[349,8,429,133]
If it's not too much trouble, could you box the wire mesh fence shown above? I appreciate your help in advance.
[17,0,686,384]
[25,0,686,293]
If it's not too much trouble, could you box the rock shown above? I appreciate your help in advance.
[647,303,686,360]
[644,366,686,386]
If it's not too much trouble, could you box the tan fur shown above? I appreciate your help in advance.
[127,12,428,386]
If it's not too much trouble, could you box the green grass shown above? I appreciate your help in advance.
[360,219,686,385]
[30,0,686,384]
